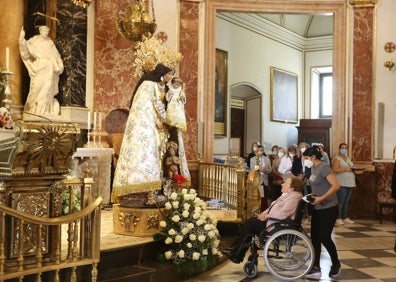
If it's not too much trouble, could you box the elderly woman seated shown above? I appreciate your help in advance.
[223,176,304,263]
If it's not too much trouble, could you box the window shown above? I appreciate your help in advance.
[319,73,332,118]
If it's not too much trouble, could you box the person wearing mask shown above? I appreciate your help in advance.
[278,145,297,181]
[223,176,304,263]
[302,146,341,279]
[318,143,331,165]
[250,145,272,211]
[298,142,312,223]
[245,141,260,170]
[332,143,356,226]
[271,146,285,201]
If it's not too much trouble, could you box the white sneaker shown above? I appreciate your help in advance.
[343,218,354,224]
[335,219,344,226]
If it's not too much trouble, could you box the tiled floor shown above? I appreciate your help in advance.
[94,210,396,281]
[185,219,396,282]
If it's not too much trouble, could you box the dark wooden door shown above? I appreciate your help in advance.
[231,108,245,157]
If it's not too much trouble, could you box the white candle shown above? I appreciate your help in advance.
[98,112,102,130]
[87,111,91,130]
[93,112,97,130]
[6,47,10,71]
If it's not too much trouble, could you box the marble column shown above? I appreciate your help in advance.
[0,0,24,116]
[350,0,378,161]
[179,0,202,173]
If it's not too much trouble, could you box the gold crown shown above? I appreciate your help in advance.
[133,35,183,77]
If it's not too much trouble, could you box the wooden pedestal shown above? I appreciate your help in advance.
[113,204,166,237]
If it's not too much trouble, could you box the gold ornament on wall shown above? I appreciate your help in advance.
[116,0,157,42]
[71,0,93,8]
[384,42,395,71]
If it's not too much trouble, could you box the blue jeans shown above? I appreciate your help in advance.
[337,186,353,219]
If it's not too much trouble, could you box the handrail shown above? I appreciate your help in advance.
[0,197,103,224]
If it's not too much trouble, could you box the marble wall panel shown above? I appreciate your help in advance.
[352,7,374,161]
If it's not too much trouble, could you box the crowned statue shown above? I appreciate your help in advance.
[111,36,189,209]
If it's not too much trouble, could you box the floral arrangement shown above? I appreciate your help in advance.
[0,107,12,128]
[154,188,222,275]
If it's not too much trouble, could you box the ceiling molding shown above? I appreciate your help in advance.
[217,12,333,51]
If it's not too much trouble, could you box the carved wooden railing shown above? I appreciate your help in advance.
[198,162,260,222]
[0,196,102,282]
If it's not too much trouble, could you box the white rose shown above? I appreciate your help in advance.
[189,189,196,195]
[211,248,218,255]
[183,194,190,201]
[194,207,202,213]
[213,240,220,248]
[189,234,197,241]
[208,231,215,238]
[175,235,183,243]
[181,188,188,194]
[198,235,206,242]
[202,249,208,255]
[178,249,185,258]
[165,237,173,244]
[165,251,172,259]
[204,224,211,231]
[181,227,189,235]
[159,221,167,228]
[192,252,200,260]
[187,223,194,230]
[182,210,189,218]
[170,192,178,200]
[196,219,203,226]
[168,229,176,236]
[165,202,172,210]
[193,213,200,219]
[171,215,180,223]
[183,203,190,210]
[172,201,179,209]
[187,243,192,248]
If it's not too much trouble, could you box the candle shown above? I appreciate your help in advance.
[99,112,102,130]
[6,47,10,71]
[87,111,91,130]
[93,112,97,130]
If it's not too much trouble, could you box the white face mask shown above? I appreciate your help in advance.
[289,153,295,159]
[252,146,258,152]
[304,159,313,168]
[278,152,285,158]
[300,147,306,153]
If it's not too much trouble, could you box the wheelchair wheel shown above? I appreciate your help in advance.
[263,229,314,281]
[243,261,258,278]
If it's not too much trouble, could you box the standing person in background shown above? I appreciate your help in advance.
[271,146,285,201]
[299,142,312,223]
[250,145,272,211]
[318,143,331,165]
[278,145,297,181]
[303,146,341,280]
[245,141,260,170]
[332,143,356,226]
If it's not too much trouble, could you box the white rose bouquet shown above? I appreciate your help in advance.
[153,188,221,275]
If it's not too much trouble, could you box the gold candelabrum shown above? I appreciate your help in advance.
[1,69,14,129]
[116,0,157,42]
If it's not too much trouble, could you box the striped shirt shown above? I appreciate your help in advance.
[334,155,356,188]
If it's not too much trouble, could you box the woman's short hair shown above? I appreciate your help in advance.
[289,176,304,193]
[302,145,323,159]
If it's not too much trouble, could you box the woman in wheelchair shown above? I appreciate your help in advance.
[223,176,304,263]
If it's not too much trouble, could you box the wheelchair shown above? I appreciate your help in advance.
[242,200,314,280]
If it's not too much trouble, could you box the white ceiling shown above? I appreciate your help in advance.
[219,12,334,39]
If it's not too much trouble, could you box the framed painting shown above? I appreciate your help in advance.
[270,67,298,123]
[215,49,228,136]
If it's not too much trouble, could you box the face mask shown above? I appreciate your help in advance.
[272,150,278,156]
[300,147,306,153]
[258,151,263,156]
[289,153,295,158]
[340,149,347,155]
[252,146,258,152]
[304,159,313,168]
[278,152,285,158]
